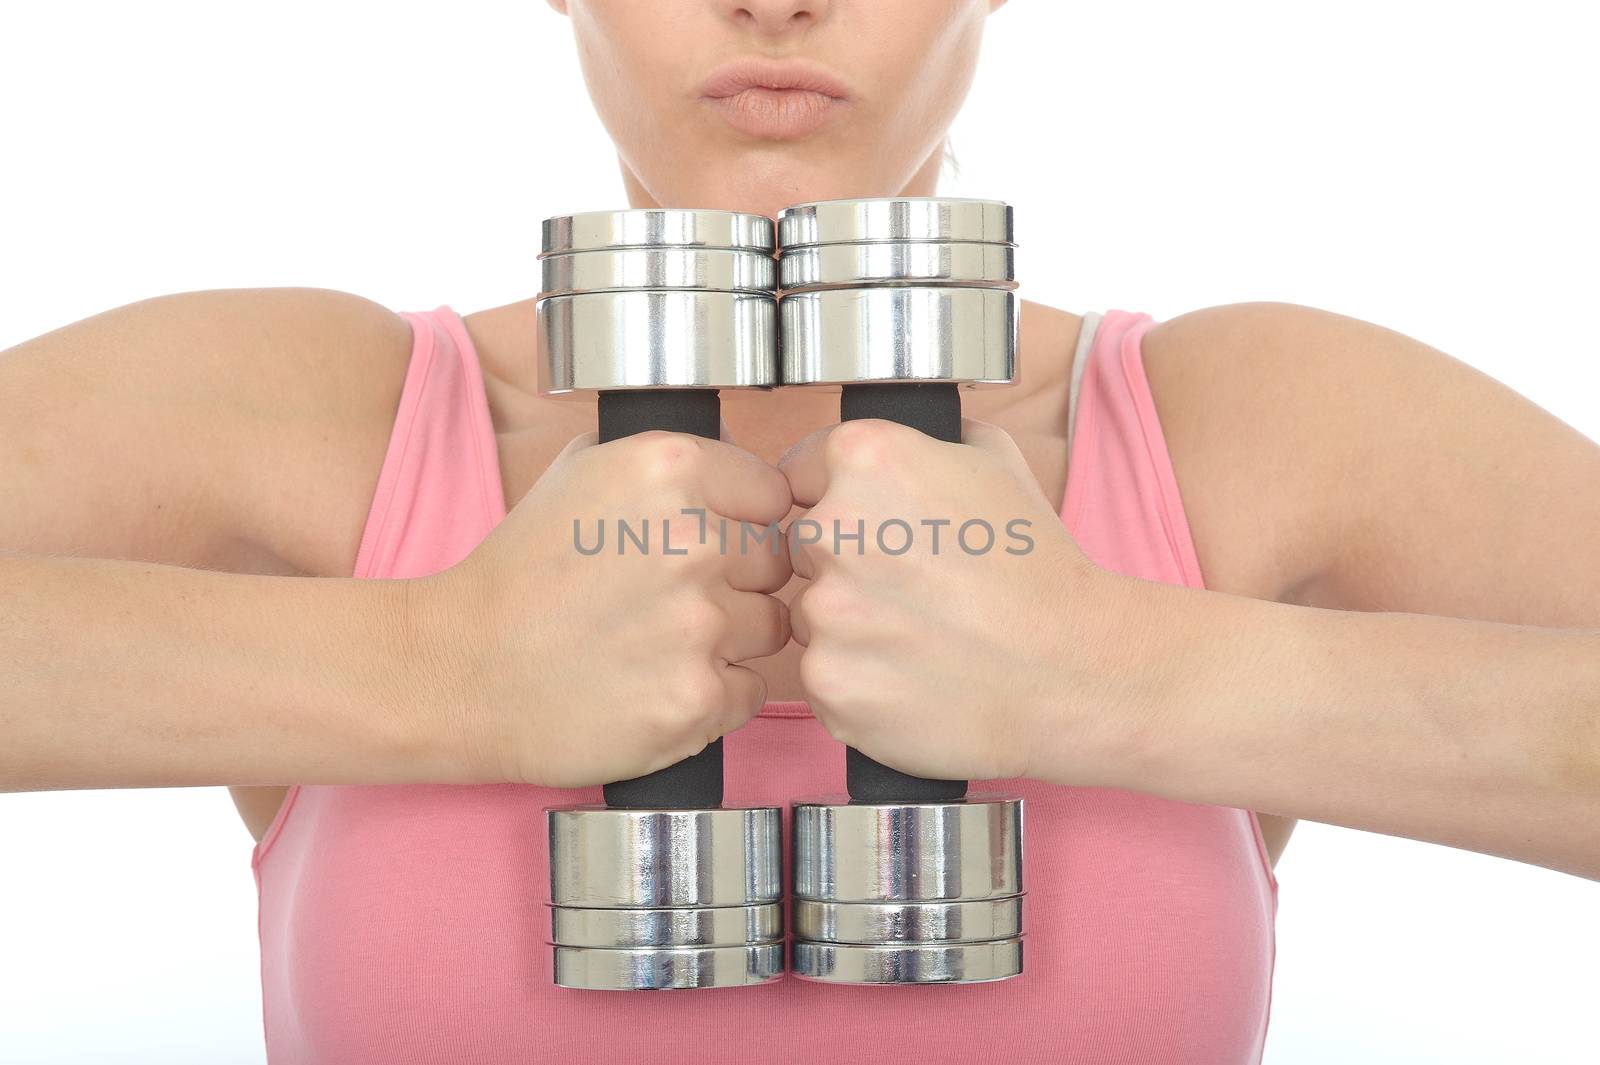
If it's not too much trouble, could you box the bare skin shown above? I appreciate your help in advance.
[222,282,1600,868]
[7,0,1600,879]
[6,282,1599,878]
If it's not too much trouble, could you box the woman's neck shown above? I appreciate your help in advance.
[616,146,947,218]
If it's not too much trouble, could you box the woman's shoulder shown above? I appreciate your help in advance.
[185,287,422,578]
[1140,299,1504,602]
[4,286,420,579]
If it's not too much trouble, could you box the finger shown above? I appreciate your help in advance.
[775,423,837,508]
[713,589,791,663]
[608,431,792,527]
[690,436,793,526]
[785,516,822,581]
[555,429,601,459]
[717,662,769,731]
[959,417,1026,462]
[723,524,792,593]
[783,418,957,507]
[787,581,812,647]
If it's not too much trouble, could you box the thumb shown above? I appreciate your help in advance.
[960,416,1029,468]
[555,429,600,460]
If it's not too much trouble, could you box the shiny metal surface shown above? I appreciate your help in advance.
[542,208,775,255]
[779,241,1015,291]
[778,197,1013,248]
[548,805,782,908]
[538,290,778,394]
[780,287,1017,387]
[790,938,1023,985]
[540,246,776,298]
[791,794,1023,903]
[793,896,1023,945]
[552,942,785,991]
[550,903,782,949]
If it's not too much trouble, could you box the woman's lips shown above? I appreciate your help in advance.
[699,58,850,141]
[704,87,844,141]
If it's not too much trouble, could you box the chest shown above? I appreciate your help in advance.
[257,729,1276,1064]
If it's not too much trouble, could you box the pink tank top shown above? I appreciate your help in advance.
[253,306,1279,1063]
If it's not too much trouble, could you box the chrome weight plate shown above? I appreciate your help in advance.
[541,246,776,298]
[548,805,782,909]
[792,895,1023,945]
[778,197,1013,248]
[780,240,1014,291]
[791,794,1023,903]
[550,903,782,949]
[552,942,785,991]
[780,286,1016,388]
[537,290,778,394]
[543,208,775,255]
[790,938,1023,985]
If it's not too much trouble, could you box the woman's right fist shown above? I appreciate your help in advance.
[407,429,793,787]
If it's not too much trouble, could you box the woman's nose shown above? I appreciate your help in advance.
[721,0,830,35]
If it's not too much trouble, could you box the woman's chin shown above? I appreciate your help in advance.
[657,169,883,219]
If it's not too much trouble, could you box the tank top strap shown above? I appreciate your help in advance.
[1061,309,1206,590]
[352,306,507,581]
[1064,310,1103,467]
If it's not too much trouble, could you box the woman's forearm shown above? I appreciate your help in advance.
[0,552,456,790]
[1085,577,1600,879]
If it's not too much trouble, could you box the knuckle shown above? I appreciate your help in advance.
[745,596,789,656]
[629,431,701,484]
[685,666,727,723]
[825,419,895,468]
[752,546,794,593]
[805,695,851,748]
[798,644,845,701]
[674,594,727,645]
[727,667,766,723]
[803,577,856,624]
[662,662,725,731]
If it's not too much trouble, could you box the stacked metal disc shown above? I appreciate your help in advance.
[777,196,1018,387]
[546,806,784,990]
[537,209,784,989]
[537,208,779,395]
[776,197,1026,983]
[789,797,1025,984]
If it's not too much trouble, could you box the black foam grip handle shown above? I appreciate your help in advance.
[597,388,725,809]
[839,382,969,805]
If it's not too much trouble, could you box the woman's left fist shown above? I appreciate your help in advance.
[778,415,1140,784]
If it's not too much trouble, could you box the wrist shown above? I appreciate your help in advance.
[1089,577,1289,804]
[375,570,492,784]
[1032,562,1207,793]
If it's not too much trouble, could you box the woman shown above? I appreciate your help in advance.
[2,1,1596,1062]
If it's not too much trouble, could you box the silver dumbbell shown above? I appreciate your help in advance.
[777,197,1027,985]
[536,209,785,990]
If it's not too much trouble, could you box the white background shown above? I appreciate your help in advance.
[2,1,1597,1062]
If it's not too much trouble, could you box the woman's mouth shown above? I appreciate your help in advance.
[707,87,844,140]
[700,58,850,141]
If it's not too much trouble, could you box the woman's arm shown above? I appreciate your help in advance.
[0,552,450,789]
[0,288,454,789]
[1,288,794,792]
[777,301,1599,879]
[1086,572,1600,880]
[1136,301,1600,879]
